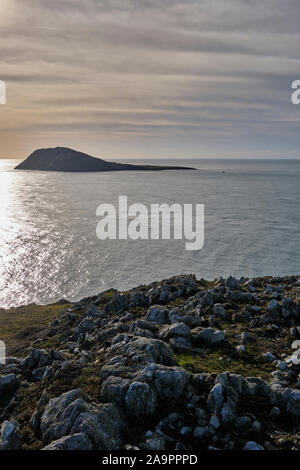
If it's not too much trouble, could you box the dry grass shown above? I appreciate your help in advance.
[0,303,70,356]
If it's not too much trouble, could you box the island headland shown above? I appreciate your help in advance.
[15,147,196,172]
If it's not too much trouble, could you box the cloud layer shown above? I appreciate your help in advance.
[1,0,300,158]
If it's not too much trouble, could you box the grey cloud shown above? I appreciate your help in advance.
[1,0,300,158]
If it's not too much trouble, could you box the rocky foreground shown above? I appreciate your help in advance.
[0,274,300,451]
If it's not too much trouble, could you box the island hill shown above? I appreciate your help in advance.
[15,147,195,172]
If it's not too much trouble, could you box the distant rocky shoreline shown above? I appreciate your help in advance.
[0,274,300,450]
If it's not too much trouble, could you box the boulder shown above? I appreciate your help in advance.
[41,389,125,449]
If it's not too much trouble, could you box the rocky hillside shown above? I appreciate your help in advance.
[0,274,300,451]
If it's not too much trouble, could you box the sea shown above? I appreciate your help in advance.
[0,158,299,308]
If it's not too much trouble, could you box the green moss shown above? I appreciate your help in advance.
[175,343,274,379]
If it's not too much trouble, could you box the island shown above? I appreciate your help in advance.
[14,147,196,172]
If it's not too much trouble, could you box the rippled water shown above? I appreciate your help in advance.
[0,158,299,308]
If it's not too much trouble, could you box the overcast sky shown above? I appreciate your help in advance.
[0,0,300,159]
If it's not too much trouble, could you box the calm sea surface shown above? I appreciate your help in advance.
[0,158,299,308]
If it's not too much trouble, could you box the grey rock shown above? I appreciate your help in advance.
[213,304,227,319]
[180,426,193,437]
[270,407,281,417]
[169,336,193,352]
[41,389,125,449]
[125,381,156,418]
[207,383,224,414]
[20,349,63,371]
[209,415,221,430]
[236,416,252,431]
[252,421,261,433]
[108,336,176,367]
[105,294,128,314]
[193,426,208,440]
[243,441,264,450]
[130,320,158,334]
[0,374,20,397]
[0,420,22,450]
[267,299,281,314]
[281,298,295,319]
[42,433,92,450]
[133,363,190,400]
[144,306,170,324]
[227,290,253,303]
[142,433,165,450]
[165,323,191,338]
[192,327,225,345]
[262,352,277,363]
[101,376,131,406]
[220,399,236,424]
[280,388,300,417]
[225,276,240,290]
[241,331,254,344]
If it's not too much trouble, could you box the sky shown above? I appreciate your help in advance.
[0,0,300,159]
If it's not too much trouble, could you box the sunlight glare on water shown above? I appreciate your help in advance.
[0,158,299,308]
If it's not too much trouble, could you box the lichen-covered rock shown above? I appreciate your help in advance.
[132,363,190,400]
[108,336,176,367]
[41,389,125,449]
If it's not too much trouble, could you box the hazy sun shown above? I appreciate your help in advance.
[0,0,15,23]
